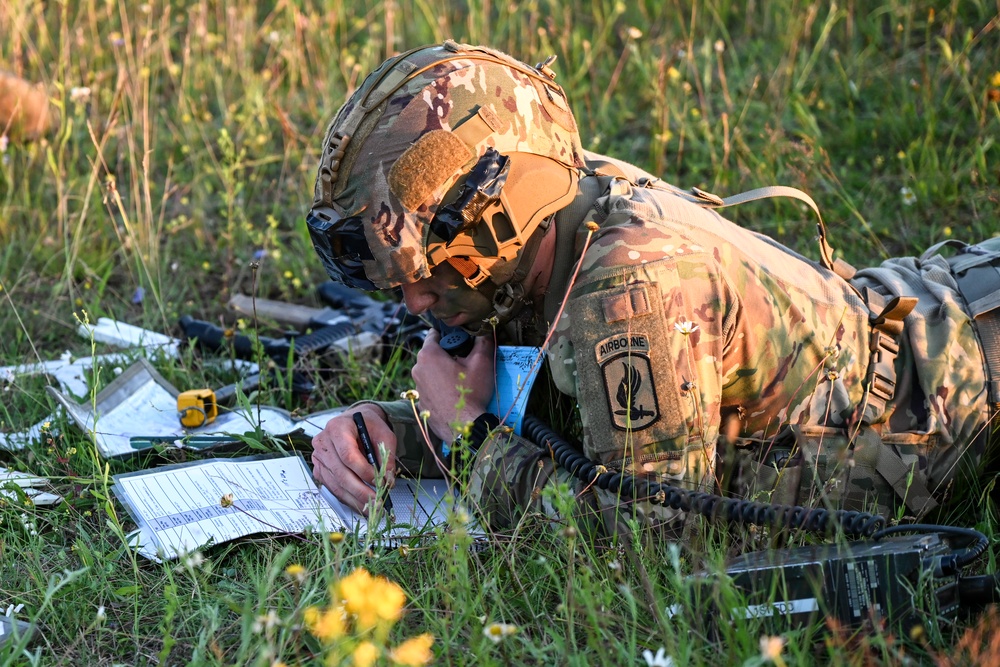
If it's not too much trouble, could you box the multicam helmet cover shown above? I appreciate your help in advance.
[308,40,584,292]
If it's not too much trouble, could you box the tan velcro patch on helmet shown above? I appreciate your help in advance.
[389,130,474,211]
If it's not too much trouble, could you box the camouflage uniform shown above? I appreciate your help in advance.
[309,42,1000,534]
[365,161,999,533]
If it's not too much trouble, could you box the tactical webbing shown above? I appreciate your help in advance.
[687,185,858,283]
[856,288,919,425]
[851,288,938,514]
[872,442,939,515]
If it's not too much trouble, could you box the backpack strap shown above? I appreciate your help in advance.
[851,288,938,515]
[688,185,858,283]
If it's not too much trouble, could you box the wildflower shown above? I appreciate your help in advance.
[95,605,107,623]
[390,633,434,665]
[352,641,379,667]
[0,135,8,152]
[267,31,281,44]
[419,409,430,421]
[338,568,406,630]
[674,321,699,335]
[284,563,306,585]
[667,66,681,82]
[70,86,92,104]
[139,3,151,13]
[253,248,267,260]
[714,39,726,53]
[759,635,786,665]
[252,609,281,633]
[131,286,145,304]
[180,551,205,570]
[400,389,419,401]
[453,505,471,525]
[900,186,917,206]
[220,493,234,508]
[627,27,643,40]
[607,559,622,572]
[329,531,345,544]
[991,71,1000,88]
[642,647,676,667]
[482,622,518,643]
[304,604,345,642]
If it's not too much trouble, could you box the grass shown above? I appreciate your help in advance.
[1,0,999,664]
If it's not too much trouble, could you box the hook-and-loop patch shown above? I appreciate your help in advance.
[570,270,688,461]
[595,333,660,431]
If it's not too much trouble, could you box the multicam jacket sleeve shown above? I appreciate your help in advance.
[368,179,995,534]
[468,177,881,533]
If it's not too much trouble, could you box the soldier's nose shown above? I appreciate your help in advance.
[400,281,437,315]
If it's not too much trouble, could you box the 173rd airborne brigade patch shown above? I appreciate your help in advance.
[595,333,660,431]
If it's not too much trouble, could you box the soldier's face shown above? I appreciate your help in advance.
[399,262,494,328]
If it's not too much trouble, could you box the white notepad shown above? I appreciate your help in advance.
[113,454,474,560]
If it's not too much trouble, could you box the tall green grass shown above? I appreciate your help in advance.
[1,0,999,664]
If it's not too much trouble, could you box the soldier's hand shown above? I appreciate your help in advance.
[411,329,495,442]
[311,404,396,513]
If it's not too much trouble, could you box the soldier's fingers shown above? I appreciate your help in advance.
[311,451,374,513]
[465,335,497,369]
[354,404,398,482]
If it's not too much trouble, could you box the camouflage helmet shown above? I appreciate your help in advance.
[307,41,584,299]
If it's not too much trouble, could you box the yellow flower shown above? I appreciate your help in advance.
[390,633,434,665]
[285,563,306,584]
[352,641,379,667]
[991,71,1000,88]
[304,604,345,643]
[759,635,786,665]
[329,532,345,544]
[338,568,406,630]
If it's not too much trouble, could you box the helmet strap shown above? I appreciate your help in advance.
[450,219,549,335]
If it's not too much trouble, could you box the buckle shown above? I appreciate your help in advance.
[691,187,724,206]
[867,330,899,403]
[463,265,490,289]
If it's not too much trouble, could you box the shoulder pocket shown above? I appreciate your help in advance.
[569,274,688,460]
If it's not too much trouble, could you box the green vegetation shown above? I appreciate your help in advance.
[1,0,999,664]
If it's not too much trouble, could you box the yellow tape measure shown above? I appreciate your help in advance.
[177,389,218,428]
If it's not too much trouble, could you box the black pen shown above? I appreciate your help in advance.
[353,412,394,515]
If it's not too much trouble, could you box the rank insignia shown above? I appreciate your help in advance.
[595,333,660,431]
